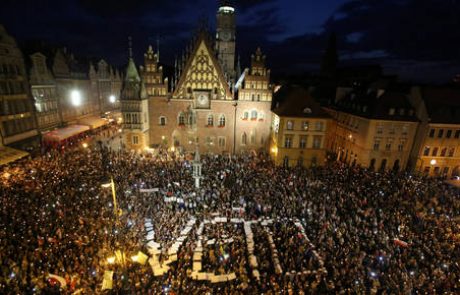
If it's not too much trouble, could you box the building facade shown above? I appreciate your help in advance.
[120,58,150,150]
[90,59,121,114]
[409,86,460,177]
[270,85,331,167]
[0,24,39,150]
[325,84,419,171]
[121,1,273,154]
[29,52,60,131]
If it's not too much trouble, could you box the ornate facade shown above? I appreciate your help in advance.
[121,1,273,154]
[0,25,39,150]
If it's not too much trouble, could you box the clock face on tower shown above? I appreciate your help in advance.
[220,31,232,42]
[194,91,210,109]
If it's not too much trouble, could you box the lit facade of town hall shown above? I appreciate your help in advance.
[121,1,273,154]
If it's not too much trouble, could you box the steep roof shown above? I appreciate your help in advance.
[273,85,331,119]
[333,84,418,122]
[421,86,460,124]
[125,58,141,82]
[173,31,232,99]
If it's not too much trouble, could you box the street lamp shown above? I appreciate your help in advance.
[430,159,437,166]
[109,95,116,104]
[70,90,82,107]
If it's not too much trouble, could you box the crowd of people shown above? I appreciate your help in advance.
[0,136,459,294]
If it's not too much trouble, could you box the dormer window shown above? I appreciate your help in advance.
[389,108,395,115]
[303,108,312,114]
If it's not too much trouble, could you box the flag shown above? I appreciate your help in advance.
[393,238,409,248]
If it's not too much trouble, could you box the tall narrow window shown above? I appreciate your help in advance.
[178,113,185,125]
[242,133,247,145]
[219,115,226,127]
[207,114,214,126]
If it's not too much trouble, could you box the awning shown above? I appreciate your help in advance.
[43,125,90,142]
[78,116,109,129]
[0,146,29,166]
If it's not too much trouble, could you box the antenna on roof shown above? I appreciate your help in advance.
[128,36,133,59]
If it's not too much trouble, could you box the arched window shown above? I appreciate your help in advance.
[219,115,226,127]
[286,120,294,130]
[159,116,166,126]
[251,110,258,120]
[258,112,265,121]
[242,133,247,145]
[207,114,214,126]
[178,112,185,125]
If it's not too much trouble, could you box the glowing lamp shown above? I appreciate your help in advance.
[430,159,437,165]
[70,90,82,107]
[107,257,115,264]
[109,95,116,103]
[82,143,88,149]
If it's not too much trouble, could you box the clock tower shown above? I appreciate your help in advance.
[216,0,236,80]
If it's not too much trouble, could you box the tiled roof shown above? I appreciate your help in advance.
[272,85,331,118]
[421,86,460,124]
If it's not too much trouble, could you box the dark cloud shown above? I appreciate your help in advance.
[235,0,277,12]
[323,0,460,61]
[77,0,205,17]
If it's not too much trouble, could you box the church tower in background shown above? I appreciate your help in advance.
[216,0,236,81]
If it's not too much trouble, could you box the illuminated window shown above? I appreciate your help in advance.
[315,121,324,131]
[219,115,226,127]
[207,114,214,126]
[299,136,307,149]
[218,137,226,147]
[313,136,322,149]
[284,136,292,148]
[385,142,392,151]
[242,133,247,145]
[133,135,139,145]
[286,120,294,130]
[423,146,430,156]
[178,113,185,125]
[302,121,309,131]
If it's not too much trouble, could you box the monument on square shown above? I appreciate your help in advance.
[192,145,202,188]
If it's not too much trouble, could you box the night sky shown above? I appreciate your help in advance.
[2,0,460,83]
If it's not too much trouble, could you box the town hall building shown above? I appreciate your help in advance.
[121,1,273,154]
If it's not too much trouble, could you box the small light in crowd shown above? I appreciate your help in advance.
[378,256,384,262]
[107,257,115,264]
[101,183,111,188]
[131,255,138,262]
[409,270,415,276]
[10,272,15,279]
[82,143,88,149]
[369,271,377,278]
